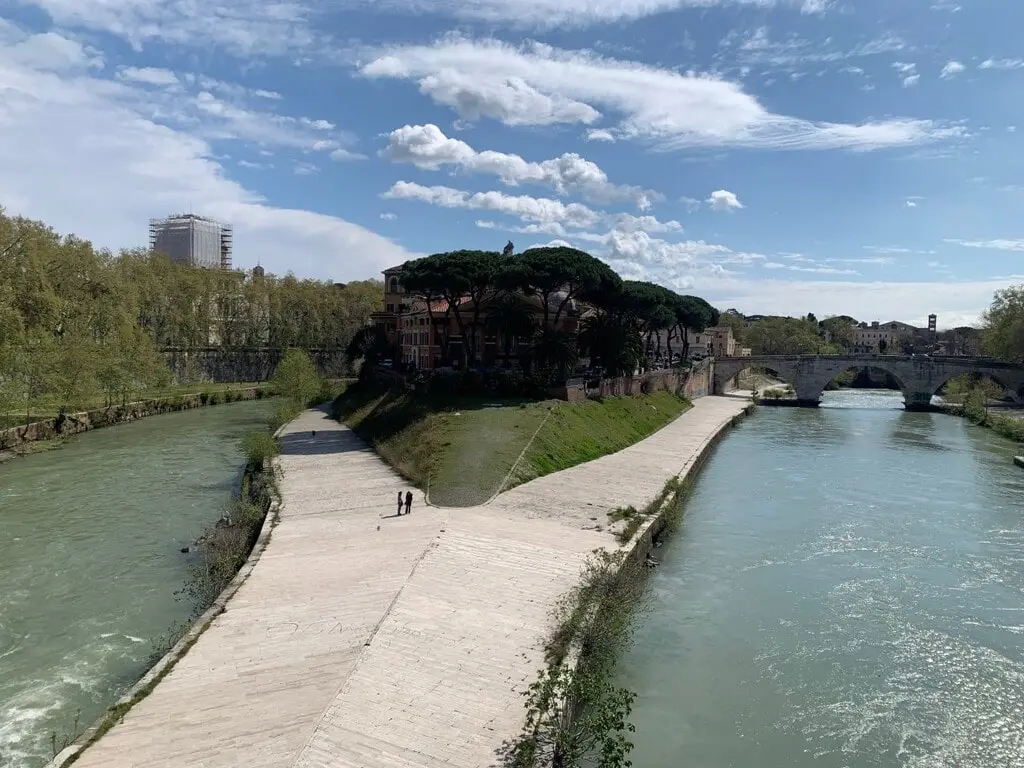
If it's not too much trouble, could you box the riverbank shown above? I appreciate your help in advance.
[332,383,692,506]
[0,399,277,767]
[0,385,272,463]
[53,395,751,768]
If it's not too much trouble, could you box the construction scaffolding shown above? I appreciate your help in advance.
[149,214,233,269]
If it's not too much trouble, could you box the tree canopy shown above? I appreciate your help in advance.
[0,207,380,425]
[982,284,1024,362]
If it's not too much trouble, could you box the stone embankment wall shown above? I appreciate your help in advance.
[0,388,268,452]
[161,347,347,383]
[558,358,713,402]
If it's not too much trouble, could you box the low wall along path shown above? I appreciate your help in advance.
[59,395,751,768]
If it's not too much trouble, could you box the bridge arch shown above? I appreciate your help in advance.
[714,359,799,395]
[799,362,914,407]
[933,370,1016,404]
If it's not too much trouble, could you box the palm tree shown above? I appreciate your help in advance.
[485,294,536,368]
[580,313,643,377]
[532,327,578,381]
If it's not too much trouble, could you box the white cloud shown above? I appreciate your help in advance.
[382,181,604,229]
[293,161,318,175]
[979,58,1024,70]
[383,180,683,233]
[329,148,366,161]
[381,123,657,208]
[117,66,179,86]
[415,70,601,126]
[707,189,744,212]
[945,238,1024,252]
[585,128,616,142]
[906,199,918,208]
[4,27,104,71]
[380,212,397,220]
[863,245,911,254]
[304,118,335,130]
[347,0,828,27]
[361,39,958,151]
[940,60,965,79]
[0,28,413,281]
[893,61,920,87]
[17,0,320,57]
[680,196,702,212]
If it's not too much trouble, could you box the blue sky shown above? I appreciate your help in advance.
[1,0,1022,326]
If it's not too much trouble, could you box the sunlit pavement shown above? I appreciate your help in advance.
[68,396,752,768]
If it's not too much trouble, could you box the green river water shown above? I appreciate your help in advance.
[0,399,273,767]
[622,390,1024,767]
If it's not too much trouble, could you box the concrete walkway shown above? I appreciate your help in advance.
[69,396,750,768]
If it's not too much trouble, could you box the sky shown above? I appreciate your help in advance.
[1,0,1022,328]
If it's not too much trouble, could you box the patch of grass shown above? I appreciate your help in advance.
[331,384,691,506]
[511,392,691,487]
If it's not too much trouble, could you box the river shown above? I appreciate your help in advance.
[623,390,1024,768]
[0,399,274,768]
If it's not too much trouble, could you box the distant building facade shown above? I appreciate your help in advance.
[149,214,233,269]
[850,320,918,353]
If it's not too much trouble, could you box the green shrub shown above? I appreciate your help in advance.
[241,430,279,467]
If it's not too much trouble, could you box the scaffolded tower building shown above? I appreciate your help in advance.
[149,214,233,269]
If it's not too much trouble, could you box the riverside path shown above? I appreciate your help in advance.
[64,395,750,768]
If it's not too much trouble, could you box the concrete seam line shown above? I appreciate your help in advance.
[486,401,559,506]
[295,518,448,753]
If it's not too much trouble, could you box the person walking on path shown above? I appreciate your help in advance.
[404,490,413,515]
[397,492,404,516]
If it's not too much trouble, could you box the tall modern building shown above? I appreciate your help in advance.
[149,214,232,269]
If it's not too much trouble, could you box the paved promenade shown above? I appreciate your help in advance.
[68,396,750,768]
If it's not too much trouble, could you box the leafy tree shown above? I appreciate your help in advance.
[819,315,857,350]
[510,247,621,328]
[746,317,823,355]
[271,348,322,407]
[345,326,392,378]
[982,284,1024,362]
[673,295,718,360]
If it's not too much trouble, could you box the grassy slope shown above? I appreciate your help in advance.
[332,384,691,507]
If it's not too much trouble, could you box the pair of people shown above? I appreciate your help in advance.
[396,490,413,516]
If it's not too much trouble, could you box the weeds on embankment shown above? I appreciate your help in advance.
[951,387,1024,443]
[502,549,645,768]
[504,472,698,768]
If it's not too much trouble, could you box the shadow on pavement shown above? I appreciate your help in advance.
[277,411,370,457]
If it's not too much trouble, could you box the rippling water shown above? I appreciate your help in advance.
[0,400,273,767]
[622,390,1024,767]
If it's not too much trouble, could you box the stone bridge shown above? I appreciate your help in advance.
[713,354,1024,410]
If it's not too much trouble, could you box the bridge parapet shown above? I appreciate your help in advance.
[713,355,1024,410]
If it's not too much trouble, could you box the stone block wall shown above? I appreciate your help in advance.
[0,388,268,451]
[556,359,713,403]
[161,347,348,383]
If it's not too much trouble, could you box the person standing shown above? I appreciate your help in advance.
[404,490,413,515]
[397,492,404,516]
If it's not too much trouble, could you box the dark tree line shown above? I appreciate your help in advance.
[351,245,719,381]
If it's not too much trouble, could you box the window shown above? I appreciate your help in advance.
[387,303,394,313]
[388,277,398,293]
